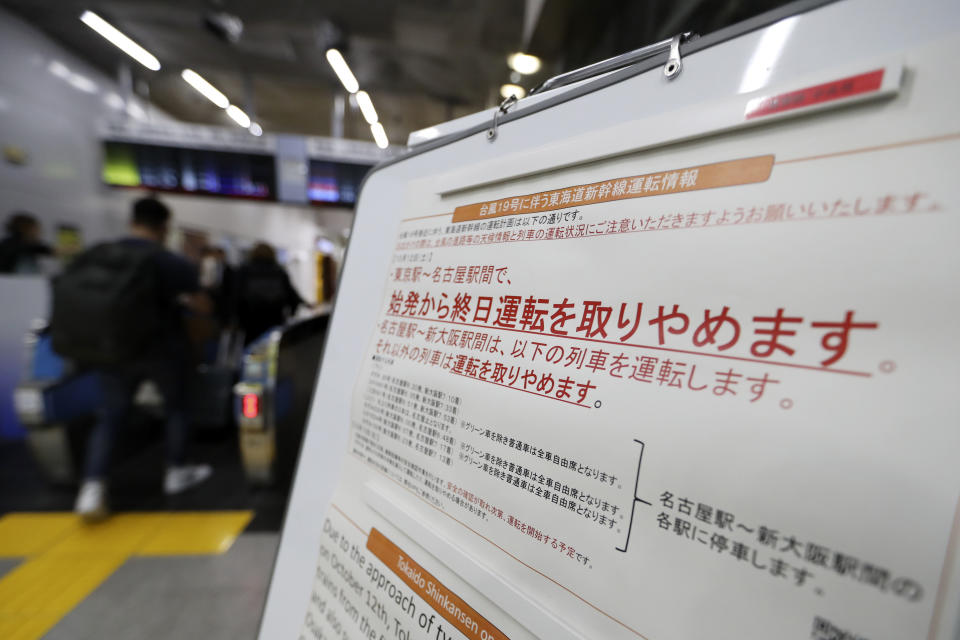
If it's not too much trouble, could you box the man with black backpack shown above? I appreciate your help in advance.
[51,197,214,521]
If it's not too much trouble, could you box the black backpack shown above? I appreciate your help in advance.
[240,264,288,310]
[51,241,162,366]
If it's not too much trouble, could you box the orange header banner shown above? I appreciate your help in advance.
[452,154,775,223]
[367,528,509,640]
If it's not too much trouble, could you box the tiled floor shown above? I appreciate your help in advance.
[0,512,264,640]
[0,422,291,639]
[44,532,279,640]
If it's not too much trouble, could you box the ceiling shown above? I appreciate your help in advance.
[1,0,798,144]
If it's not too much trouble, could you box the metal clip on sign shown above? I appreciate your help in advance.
[486,94,518,142]
[533,31,695,95]
[486,32,694,143]
[664,32,686,79]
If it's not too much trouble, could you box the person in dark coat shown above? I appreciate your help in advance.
[234,242,306,345]
[0,212,53,274]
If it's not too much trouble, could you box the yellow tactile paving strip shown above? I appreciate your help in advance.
[0,511,253,640]
[138,511,252,555]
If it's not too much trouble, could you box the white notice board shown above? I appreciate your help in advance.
[260,1,960,639]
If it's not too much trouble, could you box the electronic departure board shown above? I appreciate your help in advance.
[308,159,372,206]
[102,141,277,200]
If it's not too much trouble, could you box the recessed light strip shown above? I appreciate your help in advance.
[225,104,251,128]
[324,48,390,147]
[325,49,359,94]
[355,90,378,125]
[370,122,389,149]
[181,69,229,108]
[80,11,160,71]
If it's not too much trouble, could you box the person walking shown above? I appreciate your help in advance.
[234,242,307,345]
[50,197,214,521]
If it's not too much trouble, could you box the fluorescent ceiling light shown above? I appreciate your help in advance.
[325,49,359,93]
[48,60,98,94]
[68,73,98,94]
[181,69,229,108]
[355,90,378,125]
[226,104,251,128]
[500,83,526,100]
[507,52,541,75]
[249,122,263,137]
[126,101,146,120]
[80,10,160,71]
[48,60,71,79]
[104,92,125,110]
[370,122,389,149]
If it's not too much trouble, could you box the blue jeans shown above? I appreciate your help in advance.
[84,351,191,479]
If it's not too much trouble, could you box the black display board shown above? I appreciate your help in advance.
[102,141,277,200]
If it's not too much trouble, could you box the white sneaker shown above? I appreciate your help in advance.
[75,479,109,522]
[164,464,213,495]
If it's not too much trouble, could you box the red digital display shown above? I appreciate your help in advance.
[242,393,260,419]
